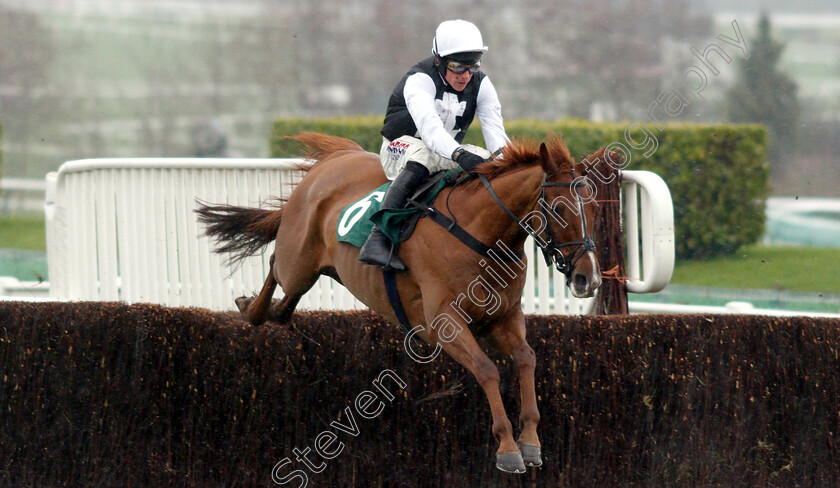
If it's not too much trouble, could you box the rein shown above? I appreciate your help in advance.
[477,172,595,278]
[383,158,595,335]
[407,197,526,263]
[405,166,595,278]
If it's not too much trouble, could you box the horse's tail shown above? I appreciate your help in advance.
[195,199,285,266]
[287,132,365,170]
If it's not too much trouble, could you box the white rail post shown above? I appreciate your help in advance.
[621,170,675,294]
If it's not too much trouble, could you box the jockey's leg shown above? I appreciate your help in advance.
[359,160,429,271]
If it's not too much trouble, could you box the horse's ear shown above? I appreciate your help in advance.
[577,148,603,178]
[538,143,552,172]
[608,150,626,169]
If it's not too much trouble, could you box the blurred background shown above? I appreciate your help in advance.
[1,0,839,191]
[0,0,838,310]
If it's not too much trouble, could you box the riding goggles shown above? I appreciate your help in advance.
[446,60,481,74]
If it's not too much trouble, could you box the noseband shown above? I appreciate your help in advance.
[478,173,595,279]
[538,176,596,277]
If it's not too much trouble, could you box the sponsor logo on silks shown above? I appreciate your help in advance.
[386,140,409,163]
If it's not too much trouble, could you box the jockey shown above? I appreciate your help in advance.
[359,19,510,271]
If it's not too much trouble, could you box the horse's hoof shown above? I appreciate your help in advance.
[495,451,526,474]
[518,443,543,467]
[235,296,251,312]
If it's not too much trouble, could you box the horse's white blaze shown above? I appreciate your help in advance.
[585,250,601,288]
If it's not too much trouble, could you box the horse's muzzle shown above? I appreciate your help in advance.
[569,267,601,298]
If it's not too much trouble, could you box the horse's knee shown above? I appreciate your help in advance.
[514,344,536,371]
[473,356,501,389]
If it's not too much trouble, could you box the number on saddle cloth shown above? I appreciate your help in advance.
[336,169,462,248]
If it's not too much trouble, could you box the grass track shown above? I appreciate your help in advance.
[0,216,47,251]
[670,244,840,293]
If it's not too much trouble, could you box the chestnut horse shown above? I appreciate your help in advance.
[196,132,601,473]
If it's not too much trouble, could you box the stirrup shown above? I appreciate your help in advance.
[381,244,407,272]
[359,230,406,271]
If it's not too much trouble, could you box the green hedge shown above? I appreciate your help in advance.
[272,117,769,260]
[1,302,838,486]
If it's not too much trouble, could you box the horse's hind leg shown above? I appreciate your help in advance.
[236,254,316,325]
[266,295,301,323]
[236,255,279,325]
[236,284,302,325]
[488,315,542,468]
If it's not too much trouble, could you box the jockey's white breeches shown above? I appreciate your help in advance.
[379,136,491,180]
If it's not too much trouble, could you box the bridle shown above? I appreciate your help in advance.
[538,176,596,277]
[477,171,595,279]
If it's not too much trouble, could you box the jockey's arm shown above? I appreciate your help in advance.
[403,73,462,159]
[475,77,510,156]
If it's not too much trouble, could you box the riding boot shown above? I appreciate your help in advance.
[359,161,429,271]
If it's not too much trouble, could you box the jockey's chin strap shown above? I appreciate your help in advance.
[477,173,595,279]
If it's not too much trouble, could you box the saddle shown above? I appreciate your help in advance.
[336,169,465,248]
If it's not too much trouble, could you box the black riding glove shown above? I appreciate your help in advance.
[451,147,487,172]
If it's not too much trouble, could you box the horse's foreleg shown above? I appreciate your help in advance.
[488,317,542,468]
[418,310,525,474]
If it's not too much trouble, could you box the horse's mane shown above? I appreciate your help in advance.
[286,132,366,171]
[286,132,576,179]
[471,134,575,181]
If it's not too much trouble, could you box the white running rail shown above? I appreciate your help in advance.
[44,159,675,314]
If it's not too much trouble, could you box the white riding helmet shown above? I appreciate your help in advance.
[432,20,488,58]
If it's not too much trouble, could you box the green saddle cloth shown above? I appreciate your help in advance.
[337,169,462,247]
